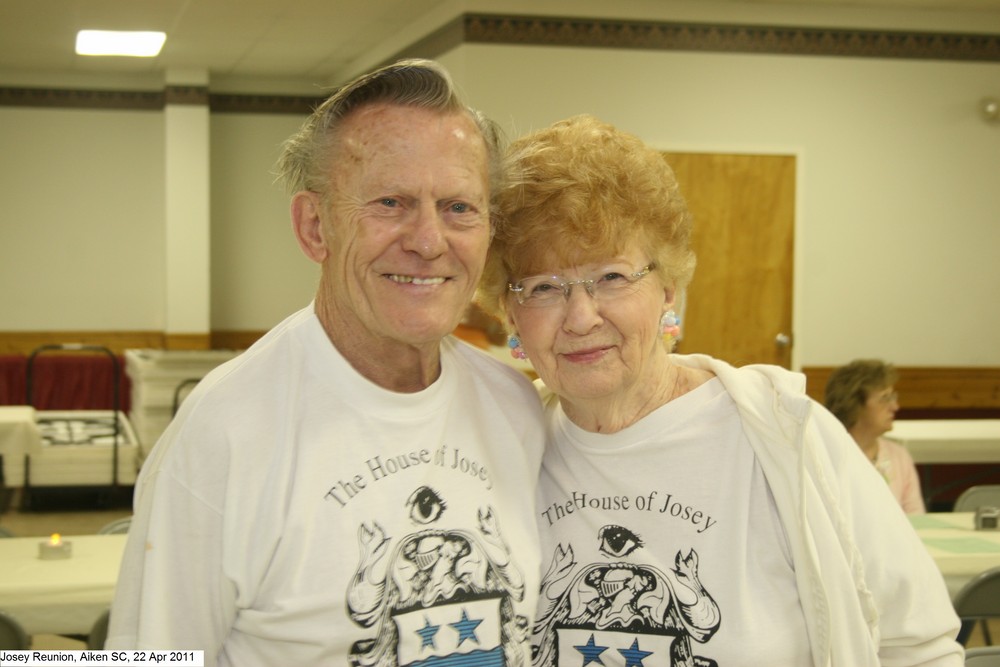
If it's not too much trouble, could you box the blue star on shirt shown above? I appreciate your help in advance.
[416,616,439,650]
[574,634,608,666]
[450,608,483,646]
[619,638,653,667]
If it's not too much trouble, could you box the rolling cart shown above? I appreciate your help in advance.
[20,344,139,510]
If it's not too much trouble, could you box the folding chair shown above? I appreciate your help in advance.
[954,566,1000,646]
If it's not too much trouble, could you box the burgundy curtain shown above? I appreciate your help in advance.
[0,354,131,412]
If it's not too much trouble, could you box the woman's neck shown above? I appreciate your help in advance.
[561,356,712,434]
[850,428,881,461]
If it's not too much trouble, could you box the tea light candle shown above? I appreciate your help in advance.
[39,532,73,560]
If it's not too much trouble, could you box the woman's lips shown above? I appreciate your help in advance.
[561,346,610,363]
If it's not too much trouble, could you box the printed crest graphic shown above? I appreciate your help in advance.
[347,485,529,667]
[534,524,721,667]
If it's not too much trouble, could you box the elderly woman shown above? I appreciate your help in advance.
[478,115,961,666]
[825,359,925,514]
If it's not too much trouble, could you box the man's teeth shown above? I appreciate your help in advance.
[387,275,446,286]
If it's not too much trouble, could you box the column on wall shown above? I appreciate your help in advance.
[163,69,211,350]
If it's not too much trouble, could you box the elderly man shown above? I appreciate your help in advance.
[107,60,544,666]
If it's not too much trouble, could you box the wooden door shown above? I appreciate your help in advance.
[663,153,796,368]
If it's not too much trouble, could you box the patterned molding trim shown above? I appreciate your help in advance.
[165,85,209,106]
[3,13,998,112]
[0,87,163,110]
[462,14,1000,62]
[209,93,327,114]
[0,87,327,112]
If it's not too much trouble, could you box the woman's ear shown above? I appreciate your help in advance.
[505,307,519,335]
[662,283,677,313]
[291,191,328,263]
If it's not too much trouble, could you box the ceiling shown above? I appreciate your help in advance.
[1,0,999,88]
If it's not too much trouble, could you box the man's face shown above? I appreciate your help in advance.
[317,104,491,352]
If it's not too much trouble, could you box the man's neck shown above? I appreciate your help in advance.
[315,294,442,393]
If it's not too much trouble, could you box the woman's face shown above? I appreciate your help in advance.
[855,384,899,437]
[508,245,671,403]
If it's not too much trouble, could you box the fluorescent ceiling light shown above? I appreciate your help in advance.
[76,30,166,57]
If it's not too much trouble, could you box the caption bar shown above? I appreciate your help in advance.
[0,651,203,666]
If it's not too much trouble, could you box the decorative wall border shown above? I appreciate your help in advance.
[0,87,163,110]
[209,94,327,114]
[165,85,209,106]
[3,13,999,111]
[0,87,328,112]
[460,14,1000,62]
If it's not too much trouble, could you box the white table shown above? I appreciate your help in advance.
[887,420,1000,464]
[887,420,1000,507]
[910,512,1000,599]
[0,405,140,491]
[0,533,126,635]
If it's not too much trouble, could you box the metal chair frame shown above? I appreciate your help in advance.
[955,485,1000,513]
[966,645,1000,667]
[0,609,30,650]
[954,566,1000,646]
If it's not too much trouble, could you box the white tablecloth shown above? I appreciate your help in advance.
[910,512,1000,599]
[0,406,139,487]
[0,533,126,635]
[888,420,1000,464]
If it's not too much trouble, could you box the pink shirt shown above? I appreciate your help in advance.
[875,437,926,514]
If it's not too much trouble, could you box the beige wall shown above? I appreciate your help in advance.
[447,46,1000,367]
[1,7,998,367]
[0,106,165,329]
[208,113,318,330]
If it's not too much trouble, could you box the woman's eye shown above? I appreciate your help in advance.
[598,271,628,285]
[530,281,561,296]
[449,202,470,213]
[598,524,643,558]
[406,486,446,525]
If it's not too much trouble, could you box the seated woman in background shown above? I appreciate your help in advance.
[824,359,926,514]
[477,114,961,666]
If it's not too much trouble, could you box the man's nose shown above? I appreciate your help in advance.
[403,204,447,258]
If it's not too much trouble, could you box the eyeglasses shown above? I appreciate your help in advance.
[508,262,655,308]
[876,390,899,404]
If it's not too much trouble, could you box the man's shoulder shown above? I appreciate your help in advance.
[446,337,537,392]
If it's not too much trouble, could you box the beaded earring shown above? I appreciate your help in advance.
[507,334,527,360]
[661,310,681,348]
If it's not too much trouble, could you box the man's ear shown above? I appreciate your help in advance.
[291,191,328,263]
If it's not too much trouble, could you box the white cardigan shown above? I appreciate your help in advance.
[670,354,962,666]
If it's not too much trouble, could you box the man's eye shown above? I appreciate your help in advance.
[406,486,446,525]
[598,524,643,558]
[380,198,399,208]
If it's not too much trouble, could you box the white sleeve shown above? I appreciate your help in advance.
[817,410,963,666]
[106,441,236,666]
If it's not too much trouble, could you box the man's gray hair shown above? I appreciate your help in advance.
[276,59,505,217]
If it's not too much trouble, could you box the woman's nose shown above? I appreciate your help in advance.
[561,285,603,333]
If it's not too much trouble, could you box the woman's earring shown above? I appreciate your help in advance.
[507,334,527,360]
[661,310,681,348]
